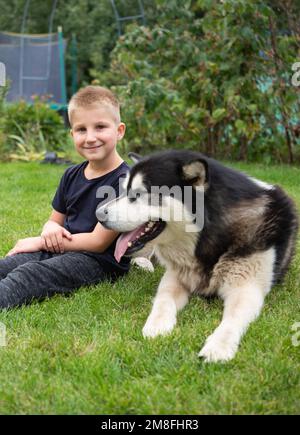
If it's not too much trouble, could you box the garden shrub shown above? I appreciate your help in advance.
[96,0,300,164]
[0,94,71,161]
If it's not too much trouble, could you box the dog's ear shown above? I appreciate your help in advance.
[182,159,209,188]
[128,152,142,164]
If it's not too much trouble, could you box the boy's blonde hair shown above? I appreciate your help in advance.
[68,85,121,125]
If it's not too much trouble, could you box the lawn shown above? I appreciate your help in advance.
[0,161,299,415]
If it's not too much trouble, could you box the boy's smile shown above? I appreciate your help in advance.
[70,105,125,164]
[82,144,104,150]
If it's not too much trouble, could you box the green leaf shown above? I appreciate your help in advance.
[235,119,247,133]
[212,108,227,121]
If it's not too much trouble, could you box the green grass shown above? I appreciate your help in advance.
[0,161,299,415]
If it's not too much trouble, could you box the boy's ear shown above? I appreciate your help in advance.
[181,158,209,188]
[117,122,126,140]
[128,152,142,164]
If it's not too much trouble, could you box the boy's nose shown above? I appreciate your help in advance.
[86,130,97,143]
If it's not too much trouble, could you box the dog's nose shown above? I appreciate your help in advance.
[96,206,108,222]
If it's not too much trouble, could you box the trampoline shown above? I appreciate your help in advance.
[0,0,67,108]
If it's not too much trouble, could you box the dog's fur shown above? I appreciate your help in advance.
[97,150,298,362]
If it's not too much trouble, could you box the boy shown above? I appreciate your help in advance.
[0,86,131,309]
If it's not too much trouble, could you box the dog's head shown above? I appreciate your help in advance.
[96,150,209,261]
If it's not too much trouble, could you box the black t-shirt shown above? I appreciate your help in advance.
[52,160,130,273]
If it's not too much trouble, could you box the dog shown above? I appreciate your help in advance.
[96,150,298,362]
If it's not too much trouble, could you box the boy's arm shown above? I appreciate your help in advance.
[6,236,45,257]
[7,220,119,257]
[61,222,120,253]
[43,211,119,254]
[44,209,66,227]
[41,210,72,253]
[6,210,70,256]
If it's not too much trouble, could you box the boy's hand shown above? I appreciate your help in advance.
[6,236,45,257]
[41,221,72,254]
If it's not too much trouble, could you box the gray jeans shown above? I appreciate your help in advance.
[0,251,124,309]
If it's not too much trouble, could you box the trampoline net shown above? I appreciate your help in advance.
[0,31,66,104]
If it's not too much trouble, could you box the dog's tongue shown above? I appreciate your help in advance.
[114,224,146,262]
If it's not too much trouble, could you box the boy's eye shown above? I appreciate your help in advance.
[96,124,105,129]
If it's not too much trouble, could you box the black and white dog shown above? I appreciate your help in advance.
[97,150,298,362]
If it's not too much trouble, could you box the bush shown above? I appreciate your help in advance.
[0,95,71,161]
[97,0,300,164]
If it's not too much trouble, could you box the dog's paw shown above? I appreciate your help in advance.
[131,257,154,272]
[198,332,238,363]
[142,313,176,338]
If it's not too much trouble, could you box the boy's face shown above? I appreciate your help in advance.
[70,105,125,163]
